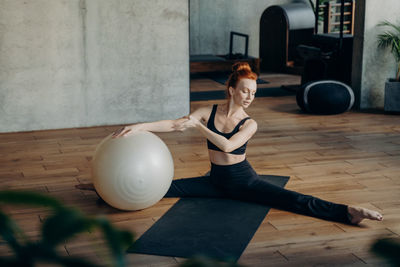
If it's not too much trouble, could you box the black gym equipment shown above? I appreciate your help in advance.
[260,0,354,85]
[296,80,355,114]
[260,3,315,74]
[300,0,354,85]
[190,31,260,75]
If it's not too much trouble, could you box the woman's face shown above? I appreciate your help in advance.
[230,78,257,108]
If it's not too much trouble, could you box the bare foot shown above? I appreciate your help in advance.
[75,183,96,191]
[347,206,383,225]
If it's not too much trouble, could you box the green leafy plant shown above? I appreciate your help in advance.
[0,191,134,267]
[377,20,400,81]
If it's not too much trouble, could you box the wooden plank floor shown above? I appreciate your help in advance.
[1,75,399,266]
[190,72,301,92]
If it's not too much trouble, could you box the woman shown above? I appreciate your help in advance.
[114,62,382,225]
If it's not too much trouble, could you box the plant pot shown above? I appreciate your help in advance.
[384,79,400,113]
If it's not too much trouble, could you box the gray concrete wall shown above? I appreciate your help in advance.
[189,0,295,57]
[0,0,189,133]
[352,0,400,109]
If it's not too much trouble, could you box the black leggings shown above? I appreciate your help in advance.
[165,160,350,224]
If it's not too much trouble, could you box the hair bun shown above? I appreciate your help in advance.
[232,62,252,72]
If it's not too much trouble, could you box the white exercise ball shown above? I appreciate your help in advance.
[92,131,174,211]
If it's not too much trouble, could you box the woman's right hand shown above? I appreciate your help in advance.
[172,117,189,132]
[173,115,201,132]
[112,125,142,138]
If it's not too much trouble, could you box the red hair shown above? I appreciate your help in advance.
[226,62,257,98]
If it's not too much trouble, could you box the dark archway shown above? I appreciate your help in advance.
[259,4,315,73]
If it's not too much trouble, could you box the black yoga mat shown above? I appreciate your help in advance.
[127,175,289,261]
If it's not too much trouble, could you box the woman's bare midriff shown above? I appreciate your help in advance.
[208,149,246,165]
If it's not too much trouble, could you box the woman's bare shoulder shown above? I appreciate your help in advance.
[191,105,214,120]
[243,117,257,129]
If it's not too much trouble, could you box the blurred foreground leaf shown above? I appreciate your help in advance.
[371,238,400,265]
[0,190,134,267]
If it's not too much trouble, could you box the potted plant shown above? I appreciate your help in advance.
[377,20,400,112]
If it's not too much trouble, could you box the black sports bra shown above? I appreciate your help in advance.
[206,104,250,155]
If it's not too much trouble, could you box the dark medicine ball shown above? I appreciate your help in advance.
[296,80,355,115]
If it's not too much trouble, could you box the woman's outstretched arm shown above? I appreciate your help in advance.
[112,117,188,137]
